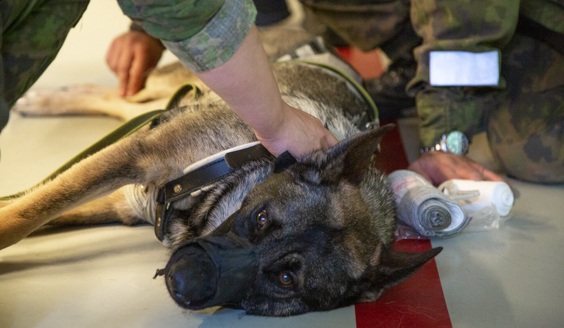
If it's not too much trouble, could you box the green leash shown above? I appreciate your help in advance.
[0,83,199,200]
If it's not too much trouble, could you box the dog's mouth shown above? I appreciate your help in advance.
[161,232,259,310]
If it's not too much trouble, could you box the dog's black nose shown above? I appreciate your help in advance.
[166,247,217,307]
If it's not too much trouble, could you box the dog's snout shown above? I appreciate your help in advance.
[166,248,217,308]
[164,234,259,310]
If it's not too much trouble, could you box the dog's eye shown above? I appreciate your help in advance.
[279,272,293,287]
[256,211,268,228]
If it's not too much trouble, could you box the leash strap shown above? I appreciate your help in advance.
[0,83,200,201]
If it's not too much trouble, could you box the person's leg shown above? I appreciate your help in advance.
[487,32,564,183]
[0,0,90,133]
[299,0,411,52]
[299,0,419,118]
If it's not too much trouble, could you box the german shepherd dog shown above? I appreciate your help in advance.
[0,28,441,316]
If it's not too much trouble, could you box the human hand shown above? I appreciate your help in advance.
[255,103,338,158]
[408,151,504,186]
[192,25,337,158]
[106,31,165,97]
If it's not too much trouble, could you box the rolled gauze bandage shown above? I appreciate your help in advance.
[388,170,469,237]
[439,179,514,216]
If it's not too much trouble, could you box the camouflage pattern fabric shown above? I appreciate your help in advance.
[487,32,564,183]
[408,0,564,183]
[1,0,257,135]
[119,0,257,72]
[0,0,90,133]
[520,0,564,35]
[406,0,517,150]
[117,0,224,42]
[301,0,564,183]
[300,0,412,53]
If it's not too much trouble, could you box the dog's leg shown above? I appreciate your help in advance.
[0,134,160,250]
[13,84,171,121]
[48,187,144,227]
[0,200,12,209]
[0,107,255,250]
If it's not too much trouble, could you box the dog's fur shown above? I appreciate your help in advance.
[0,28,440,316]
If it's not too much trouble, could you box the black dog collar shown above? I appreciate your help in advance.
[154,143,290,242]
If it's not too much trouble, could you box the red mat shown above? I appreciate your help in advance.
[337,43,453,328]
[356,121,452,328]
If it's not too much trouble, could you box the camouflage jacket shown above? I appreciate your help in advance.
[407,0,564,148]
[118,0,257,72]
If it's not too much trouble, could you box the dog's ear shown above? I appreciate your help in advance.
[358,244,442,302]
[321,124,395,185]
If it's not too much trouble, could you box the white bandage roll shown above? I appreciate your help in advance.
[440,180,514,216]
[388,170,469,237]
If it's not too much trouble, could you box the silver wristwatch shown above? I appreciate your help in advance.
[421,130,469,155]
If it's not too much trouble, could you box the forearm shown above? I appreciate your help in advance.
[118,0,263,118]
[120,0,283,140]
[416,88,494,148]
[118,0,336,156]
[407,0,520,148]
[194,25,285,139]
[195,24,337,157]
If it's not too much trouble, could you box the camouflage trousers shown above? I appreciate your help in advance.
[0,0,90,133]
[301,0,564,184]
[487,32,564,183]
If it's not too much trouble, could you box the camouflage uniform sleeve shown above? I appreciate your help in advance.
[520,0,564,35]
[118,0,257,72]
[406,0,520,148]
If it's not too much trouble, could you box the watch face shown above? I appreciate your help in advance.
[446,131,469,155]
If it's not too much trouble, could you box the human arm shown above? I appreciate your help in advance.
[406,0,520,184]
[105,23,165,97]
[194,24,337,157]
[117,0,337,157]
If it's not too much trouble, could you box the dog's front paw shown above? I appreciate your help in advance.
[12,89,54,117]
[13,84,116,117]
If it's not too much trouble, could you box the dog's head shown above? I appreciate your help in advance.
[163,125,442,316]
